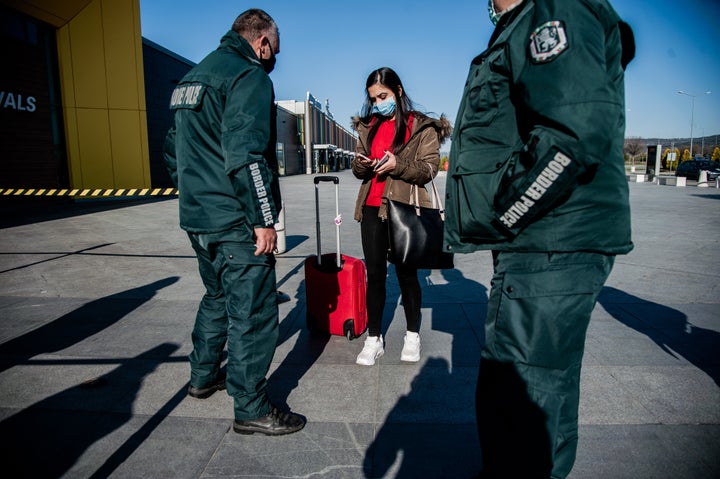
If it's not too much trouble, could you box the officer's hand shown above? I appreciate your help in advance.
[253,227,277,256]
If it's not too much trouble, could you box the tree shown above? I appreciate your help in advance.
[663,147,680,170]
[624,138,644,165]
[681,149,692,162]
[712,147,720,162]
[440,155,449,171]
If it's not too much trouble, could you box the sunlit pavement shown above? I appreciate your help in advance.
[0,170,718,478]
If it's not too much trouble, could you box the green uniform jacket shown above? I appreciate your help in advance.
[164,31,280,234]
[444,0,635,254]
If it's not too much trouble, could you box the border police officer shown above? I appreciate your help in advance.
[164,9,305,436]
[444,0,635,476]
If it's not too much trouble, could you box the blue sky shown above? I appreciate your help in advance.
[140,0,720,142]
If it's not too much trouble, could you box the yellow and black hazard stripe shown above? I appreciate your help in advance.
[0,188,179,198]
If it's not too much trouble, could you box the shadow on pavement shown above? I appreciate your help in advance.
[363,268,486,478]
[281,234,309,253]
[428,267,487,367]
[0,342,181,478]
[598,286,720,386]
[0,277,180,373]
[690,194,720,200]
[362,357,482,478]
[269,279,330,411]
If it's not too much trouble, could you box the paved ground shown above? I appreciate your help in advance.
[0,170,718,478]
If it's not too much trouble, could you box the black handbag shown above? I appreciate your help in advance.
[387,178,454,269]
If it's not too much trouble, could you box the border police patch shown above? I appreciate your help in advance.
[529,21,568,63]
[169,83,205,109]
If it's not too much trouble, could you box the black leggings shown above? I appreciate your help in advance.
[360,206,421,337]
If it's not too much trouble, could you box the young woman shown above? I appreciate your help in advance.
[351,67,451,366]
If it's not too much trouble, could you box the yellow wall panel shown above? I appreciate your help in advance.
[131,0,146,109]
[68,1,108,110]
[102,0,141,109]
[56,26,83,186]
[76,108,114,187]
[109,110,147,187]
[51,0,151,189]
[138,109,150,183]
[62,107,83,186]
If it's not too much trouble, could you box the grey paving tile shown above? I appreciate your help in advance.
[584,326,696,367]
[0,408,229,479]
[0,173,718,478]
[610,366,720,424]
[570,424,720,479]
[580,364,720,425]
[0,360,122,409]
[0,296,88,342]
[377,361,477,425]
[266,363,380,423]
[579,366,658,425]
[204,422,373,479]
[364,423,481,478]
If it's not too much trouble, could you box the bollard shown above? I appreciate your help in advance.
[697,170,709,188]
[275,201,286,254]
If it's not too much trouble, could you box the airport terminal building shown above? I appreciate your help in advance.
[1,0,356,194]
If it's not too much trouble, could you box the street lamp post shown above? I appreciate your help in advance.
[677,90,711,159]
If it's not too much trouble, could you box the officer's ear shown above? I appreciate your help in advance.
[249,36,262,58]
[263,34,279,55]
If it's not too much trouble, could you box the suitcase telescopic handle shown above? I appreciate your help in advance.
[313,176,342,269]
[314,176,340,185]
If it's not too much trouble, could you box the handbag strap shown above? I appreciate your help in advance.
[429,176,445,221]
[409,167,445,220]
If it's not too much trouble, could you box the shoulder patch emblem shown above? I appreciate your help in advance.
[169,83,205,109]
[529,21,569,63]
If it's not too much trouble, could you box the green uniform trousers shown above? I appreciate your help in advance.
[188,228,278,420]
[477,251,614,479]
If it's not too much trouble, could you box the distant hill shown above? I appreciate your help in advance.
[633,134,719,154]
[443,135,719,158]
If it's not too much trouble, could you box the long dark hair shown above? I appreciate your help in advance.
[361,67,415,153]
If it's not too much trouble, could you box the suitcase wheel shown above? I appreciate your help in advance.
[343,319,355,341]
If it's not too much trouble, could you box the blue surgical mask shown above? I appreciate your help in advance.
[488,0,523,26]
[372,97,396,117]
[488,0,501,25]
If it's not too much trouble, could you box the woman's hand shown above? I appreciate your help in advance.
[357,153,376,170]
[374,151,396,176]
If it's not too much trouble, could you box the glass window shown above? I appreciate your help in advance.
[276,142,285,176]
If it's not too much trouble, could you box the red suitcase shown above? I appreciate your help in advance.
[304,176,367,340]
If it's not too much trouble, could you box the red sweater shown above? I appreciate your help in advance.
[366,116,413,207]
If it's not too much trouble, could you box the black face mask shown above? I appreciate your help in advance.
[261,52,276,74]
[260,46,276,74]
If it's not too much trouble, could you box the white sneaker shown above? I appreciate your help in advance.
[356,335,384,366]
[401,332,421,362]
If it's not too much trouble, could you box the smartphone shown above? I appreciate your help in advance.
[373,152,390,171]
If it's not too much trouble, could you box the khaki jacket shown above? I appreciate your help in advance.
[351,113,452,221]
